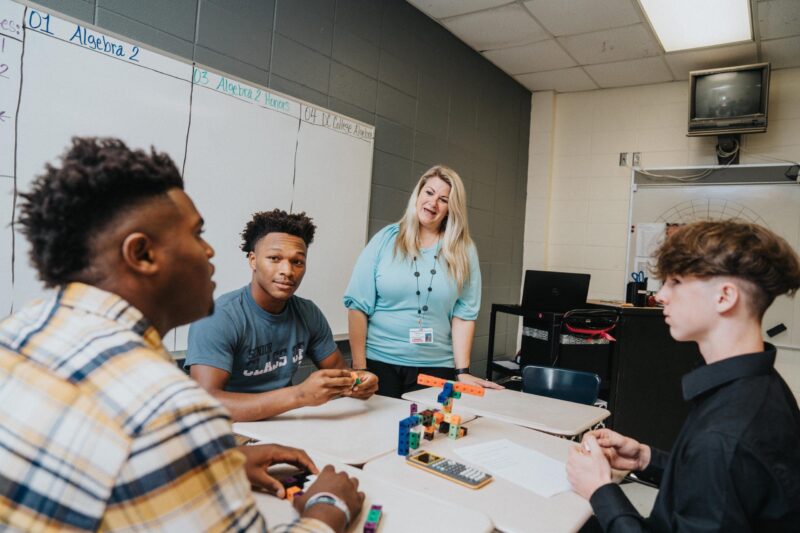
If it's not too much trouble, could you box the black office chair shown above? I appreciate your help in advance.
[521,365,601,405]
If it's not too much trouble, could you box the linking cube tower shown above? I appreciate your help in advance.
[397,374,484,456]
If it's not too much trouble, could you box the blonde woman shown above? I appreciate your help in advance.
[344,165,502,398]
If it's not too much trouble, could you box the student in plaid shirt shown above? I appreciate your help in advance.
[0,137,363,532]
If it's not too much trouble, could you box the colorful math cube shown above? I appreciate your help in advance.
[363,504,382,532]
[396,374,484,453]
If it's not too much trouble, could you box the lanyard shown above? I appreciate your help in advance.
[412,241,440,328]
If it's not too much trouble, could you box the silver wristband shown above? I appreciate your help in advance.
[303,491,351,527]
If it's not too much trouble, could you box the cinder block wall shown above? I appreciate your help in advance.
[33,0,532,376]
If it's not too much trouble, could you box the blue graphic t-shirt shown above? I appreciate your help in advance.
[185,285,337,393]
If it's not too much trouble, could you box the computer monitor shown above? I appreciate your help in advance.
[520,270,591,314]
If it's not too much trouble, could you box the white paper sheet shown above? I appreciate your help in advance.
[454,439,571,497]
[634,222,666,258]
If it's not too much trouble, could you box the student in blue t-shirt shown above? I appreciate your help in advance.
[344,165,503,398]
[186,209,378,421]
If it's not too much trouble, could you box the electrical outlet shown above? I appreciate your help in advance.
[632,152,641,166]
[619,152,628,166]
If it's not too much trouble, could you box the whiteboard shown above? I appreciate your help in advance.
[0,0,374,344]
[627,165,800,349]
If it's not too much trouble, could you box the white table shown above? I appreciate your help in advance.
[403,386,609,436]
[254,451,494,532]
[363,417,593,533]
[234,395,475,465]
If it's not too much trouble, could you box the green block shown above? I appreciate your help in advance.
[453,390,462,399]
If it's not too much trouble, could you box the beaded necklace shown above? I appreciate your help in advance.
[412,240,440,328]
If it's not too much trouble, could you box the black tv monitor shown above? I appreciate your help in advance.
[688,63,770,137]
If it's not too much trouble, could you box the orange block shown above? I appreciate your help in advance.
[417,373,446,387]
[453,382,484,397]
[286,486,303,501]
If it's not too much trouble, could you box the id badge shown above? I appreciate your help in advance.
[409,327,434,344]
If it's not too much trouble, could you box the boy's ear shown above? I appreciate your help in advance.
[248,250,257,271]
[715,280,739,314]
[121,232,159,275]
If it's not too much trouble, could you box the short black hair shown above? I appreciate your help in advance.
[240,209,316,254]
[17,137,184,287]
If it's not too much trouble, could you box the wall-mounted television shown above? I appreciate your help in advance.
[687,62,770,137]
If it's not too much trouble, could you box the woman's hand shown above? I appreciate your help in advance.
[456,373,504,389]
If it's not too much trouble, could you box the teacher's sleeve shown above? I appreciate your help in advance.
[452,245,481,320]
[343,225,393,316]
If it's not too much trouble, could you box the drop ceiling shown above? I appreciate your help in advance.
[407,0,800,92]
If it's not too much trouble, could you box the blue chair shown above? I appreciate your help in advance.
[521,365,601,405]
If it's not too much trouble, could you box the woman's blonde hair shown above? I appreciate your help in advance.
[395,165,474,290]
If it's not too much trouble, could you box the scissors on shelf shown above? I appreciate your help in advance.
[631,270,646,283]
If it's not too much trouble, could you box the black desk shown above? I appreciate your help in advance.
[485,302,703,451]
[486,303,613,395]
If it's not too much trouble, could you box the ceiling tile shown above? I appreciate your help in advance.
[441,4,550,50]
[515,67,598,92]
[483,39,576,75]
[585,57,674,88]
[407,0,511,19]
[664,43,758,80]
[558,24,662,65]
[757,0,800,40]
[761,36,800,68]
[522,0,642,36]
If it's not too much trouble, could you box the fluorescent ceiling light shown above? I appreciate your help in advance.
[638,0,752,52]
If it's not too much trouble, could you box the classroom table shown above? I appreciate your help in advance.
[233,394,475,465]
[253,450,494,532]
[403,386,609,436]
[363,417,593,533]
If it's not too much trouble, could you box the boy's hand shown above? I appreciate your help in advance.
[343,370,378,399]
[294,465,365,533]
[238,444,318,498]
[295,369,353,407]
[566,434,612,500]
[590,428,651,472]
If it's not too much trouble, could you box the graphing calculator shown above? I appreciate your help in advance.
[406,450,492,489]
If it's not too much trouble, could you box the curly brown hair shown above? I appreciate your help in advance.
[17,137,183,287]
[653,220,800,318]
[240,209,316,254]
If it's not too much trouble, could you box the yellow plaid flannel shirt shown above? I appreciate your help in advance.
[0,283,331,532]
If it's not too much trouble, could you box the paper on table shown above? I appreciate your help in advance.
[454,439,571,497]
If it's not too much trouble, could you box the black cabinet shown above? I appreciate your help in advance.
[608,306,703,451]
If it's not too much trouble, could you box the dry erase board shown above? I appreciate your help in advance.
[627,164,800,350]
[0,0,374,345]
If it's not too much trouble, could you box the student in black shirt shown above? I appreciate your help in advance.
[567,220,800,532]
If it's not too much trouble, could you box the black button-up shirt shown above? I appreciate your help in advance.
[590,344,800,531]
